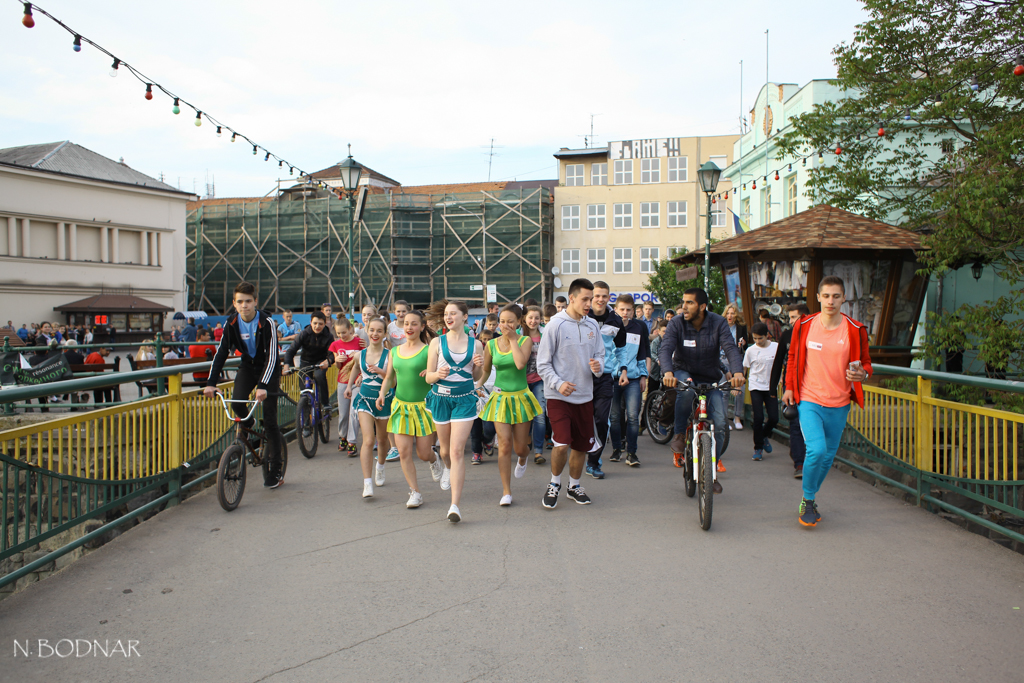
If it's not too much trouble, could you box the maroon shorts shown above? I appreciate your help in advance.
[547,398,597,453]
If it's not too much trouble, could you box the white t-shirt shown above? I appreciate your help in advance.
[386,321,406,347]
[743,341,778,392]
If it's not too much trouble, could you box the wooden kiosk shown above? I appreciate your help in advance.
[674,205,926,366]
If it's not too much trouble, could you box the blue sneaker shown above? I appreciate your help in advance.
[763,439,773,454]
[586,464,605,479]
[385,447,400,462]
[752,449,763,461]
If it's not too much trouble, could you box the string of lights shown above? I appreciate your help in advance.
[16,1,346,195]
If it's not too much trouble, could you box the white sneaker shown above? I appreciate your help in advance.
[733,418,743,430]
[514,457,527,479]
[406,490,423,508]
[447,504,461,523]
[375,463,386,487]
[499,494,512,507]
[362,481,374,498]
[441,467,451,490]
[429,456,444,482]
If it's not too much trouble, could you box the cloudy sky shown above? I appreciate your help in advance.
[3,0,869,197]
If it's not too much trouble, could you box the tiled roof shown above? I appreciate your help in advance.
[0,141,180,192]
[54,294,173,313]
[187,197,274,209]
[311,159,400,186]
[391,181,509,195]
[675,205,921,262]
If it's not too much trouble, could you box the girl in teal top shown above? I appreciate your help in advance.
[425,300,484,524]
[479,304,541,507]
[345,317,393,499]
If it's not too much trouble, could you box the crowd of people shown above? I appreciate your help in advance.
[203,274,871,529]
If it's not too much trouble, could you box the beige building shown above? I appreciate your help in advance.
[0,141,193,329]
[553,134,738,306]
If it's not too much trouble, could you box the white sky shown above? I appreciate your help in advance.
[2,0,870,197]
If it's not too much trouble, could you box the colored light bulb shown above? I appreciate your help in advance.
[172,98,180,115]
[144,84,153,100]
[231,132,237,142]
[109,58,120,77]
[1015,56,1024,77]
[253,145,258,155]
[22,3,34,28]
[194,112,202,127]
[774,171,779,180]
[264,152,270,161]
[836,145,843,154]
[73,35,82,52]
[752,180,756,190]
[216,126,222,137]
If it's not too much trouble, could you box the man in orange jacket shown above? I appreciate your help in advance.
[782,275,872,528]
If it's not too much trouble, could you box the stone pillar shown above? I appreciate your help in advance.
[154,232,161,266]
[20,218,30,258]
[141,231,149,266]
[68,223,77,261]
[57,222,65,260]
[111,227,119,263]
[101,226,109,263]
[6,216,15,256]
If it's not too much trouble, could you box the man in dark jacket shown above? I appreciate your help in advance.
[585,282,627,477]
[283,311,335,409]
[659,288,745,493]
[204,282,285,488]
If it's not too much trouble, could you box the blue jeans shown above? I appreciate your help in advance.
[470,418,496,454]
[672,370,728,460]
[798,401,851,500]
[529,381,547,454]
[610,379,643,454]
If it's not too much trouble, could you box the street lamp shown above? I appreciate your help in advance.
[338,147,362,316]
[697,161,722,291]
[971,261,984,281]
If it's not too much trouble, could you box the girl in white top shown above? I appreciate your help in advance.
[386,300,410,348]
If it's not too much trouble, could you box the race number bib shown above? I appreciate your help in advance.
[808,341,823,351]
[683,340,696,348]
[436,386,451,396]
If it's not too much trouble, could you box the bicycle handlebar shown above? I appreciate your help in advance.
[209,389,287,422]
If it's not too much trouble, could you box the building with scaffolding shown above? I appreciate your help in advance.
[186,177,555,314]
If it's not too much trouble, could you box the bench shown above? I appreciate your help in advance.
[68,358,122,402]
[128,355,219,392]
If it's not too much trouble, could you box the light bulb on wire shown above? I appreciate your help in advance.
[144,84,153,100]
[971,75,979,91]
[72,35,82,52]
[216,126,222,137]
[109,58,120,78]
[774,171,780,181]
[252,145,258,156]
[264,152,270,161]
[1015,56,1024,77]
[230,132,237,142]
[21,3,34,28]
[172,98,180,115]
[194,111,202,127]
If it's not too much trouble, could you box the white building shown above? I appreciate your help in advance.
[0,141,193,331]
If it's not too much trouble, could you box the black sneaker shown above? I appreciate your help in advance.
[265,464,284,489]
[625,453,640,467]
[799,498,819,527]
[542,482,561,509]
[608,449,622,462]
[567,485,592,505]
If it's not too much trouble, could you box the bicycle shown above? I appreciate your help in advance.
[212,392,289,512]
[675,377,733,531]
[643,387,730,455]
[291,365,332,459]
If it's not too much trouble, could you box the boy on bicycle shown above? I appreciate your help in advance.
[204,281,285,489]
[283,311,335,411]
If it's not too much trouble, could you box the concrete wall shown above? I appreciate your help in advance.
[0,165,190,326]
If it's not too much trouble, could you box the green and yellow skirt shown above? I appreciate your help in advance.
[479,387,542,424]
[388,398,436,436]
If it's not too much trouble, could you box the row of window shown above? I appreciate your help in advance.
[560,246,685,276]
[562,202,725,230]
[564,156,727,187]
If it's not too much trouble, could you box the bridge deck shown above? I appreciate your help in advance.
[2,437,1022,682]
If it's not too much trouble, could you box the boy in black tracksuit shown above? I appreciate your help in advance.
[586,282,627,477]
[282,311,335,409]
[205,282,284,488]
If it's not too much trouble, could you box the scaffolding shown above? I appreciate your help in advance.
[186,187,554,314]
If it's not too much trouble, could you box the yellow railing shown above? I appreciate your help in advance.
[848,377,1023,481]
[0,367,335,480]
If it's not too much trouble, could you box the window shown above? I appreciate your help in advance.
[641,158,660,183]
[667,201,687,227]
[587,248,606,274]
[613,247,633,274]
[741,197,751,225]
[941,139,955,154]
[640,247,660,273]
[613,203,633,229]
[667,157,687,182]
[565,164,584,186]
[561,249,580,274]
[709,155,727,170]
[613,159,633,185]
[763,186,772,225]
[587,204,606,230]
[640,202,660,228]
[667,246,686,259]
[591,163,608,186]
[561,204,580,230]
[711,209,726,228]
[786,175,798,216]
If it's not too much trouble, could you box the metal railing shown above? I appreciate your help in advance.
[1,360,336,589]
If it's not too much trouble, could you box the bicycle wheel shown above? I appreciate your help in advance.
[318,400,332,444]
[646,390,673,445]
[296,395,318,458]
[698,432,714,530]
[683,433,696,498]
[217,443,247,512]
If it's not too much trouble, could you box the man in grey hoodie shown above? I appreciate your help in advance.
[536,278,606,509]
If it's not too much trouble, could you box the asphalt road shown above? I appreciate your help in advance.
[1,433,1022,683]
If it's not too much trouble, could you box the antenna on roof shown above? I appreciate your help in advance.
[578,113,602,149]
[482,138,503,181]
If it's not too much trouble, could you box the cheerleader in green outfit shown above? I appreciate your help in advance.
[479,304,542,506]
[376,310,445,509]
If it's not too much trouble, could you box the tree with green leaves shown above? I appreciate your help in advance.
[778,0,1024,379]
[643,257,727,314]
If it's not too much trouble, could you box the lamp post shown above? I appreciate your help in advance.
[337,148,362,316]
[697,161,722,292]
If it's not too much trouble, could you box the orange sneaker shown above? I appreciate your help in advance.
[716,461,727,473]
[673,452,684,468]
